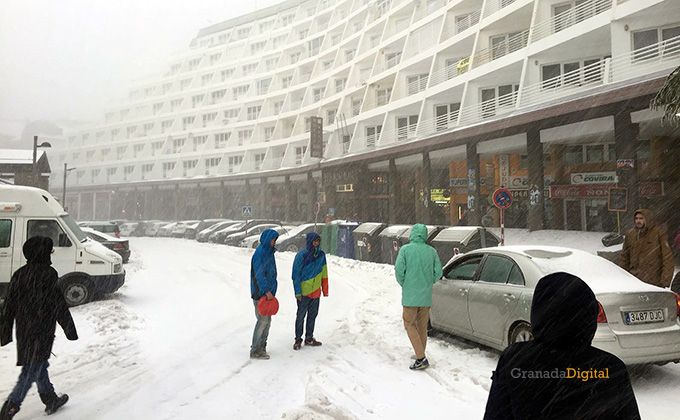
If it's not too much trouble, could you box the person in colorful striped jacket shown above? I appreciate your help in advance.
[291,232,328,350]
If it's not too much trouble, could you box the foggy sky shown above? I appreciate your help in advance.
[0,0,282,128]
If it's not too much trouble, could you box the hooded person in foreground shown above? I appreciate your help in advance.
[1,237,78,419]
[483,272,640,419]
[291,232,328,350]
[249,228,280,360]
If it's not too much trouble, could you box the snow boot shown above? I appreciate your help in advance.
[409,357,430,371]
[304,338,322,347]
[0,400,20,420]
[293,338,303,350]
[40,393,69,415]
[250,350,271,360]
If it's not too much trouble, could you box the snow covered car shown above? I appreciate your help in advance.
[171,220,201,238]
[145,221,170,237]
[197,220,241,242]
[81,227,131,263]
[224,223,281,246]
[157,222,178,237]
[119,222,138,237]
[275,223,321,252]
[431,245,680,365]
[78,221,121,238]
[185,219,228,239]
[240,226,294,248]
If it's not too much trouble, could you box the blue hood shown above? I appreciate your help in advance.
[303,232,323,264]
[258,228,280,253]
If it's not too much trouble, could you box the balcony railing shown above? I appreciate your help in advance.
[531,0,612,43]
[416,109,460,137]
[455,10,482,34]
[429,57,469,87]
[485,0,518,18]
[472,30,529,68]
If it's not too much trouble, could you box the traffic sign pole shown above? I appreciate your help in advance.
[500,207,505,246]
[493,188,513,247]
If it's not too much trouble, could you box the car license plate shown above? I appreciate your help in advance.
[624,309,664,325]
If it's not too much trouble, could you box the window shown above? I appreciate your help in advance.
[264,127,275,141]
[233,85,249,100]
[586,144,604,163]
[143,123,154,134]
[299,29,309,40]
[152,141,164,156]
[397,115,418,140]
[251,41,266,55]
[202,112,217,126]
[376,88,392,106]
[171,99,183,111]
[281,15,294,26]
[273,101,283,114]
[254,153,266,170]
[106,168,117,181]
[435,103,460,131]
[385,51,401,68]
[478,255,515,284]
[242,63,258,75]
[224,108,240,120]
[295,146,307,164]
[444,256,483,280]
[124,166,134,180]
[187,58,201,70]
[308,37,322,55]
[407,74,429,95]
[161,120,173,133]
[489,32,524,60]
[142,163,154,179]
[365,125,382,148]
[480,85,519,118]
[312,87,324,102]
[191,95,204,107]
[633,25,680,61]
[507,265,525,286]
[211,89,227,102]
[281,76,293,88]
[0,220,12,247]
[182,160,198,177]
[290,52,301,64]
[237,27,251,39]
[327,109,337,125]
[257,79,271,95]
[180,79,192,90]
[171,138,185,154]
[206,157,221,173]
[182,116,195,130]
[192,135,207,151]
[201,74,213,86]
[116,146,126,159]
[153,103,164,114]
[227,156,242,173]
[221,68,234,81]
[247,106,262,120]
[210,53,222,65]
[352,98,362,116]
[565,145,584,165]
[126,126,137,138]
[162,162,175,178]
[265,57,279,71]
[214,132,230,148]
[238,130,252,145]
[133,144,144,157]
[345,49,356,62]
[335,78,346,93]
[27,220,68,247]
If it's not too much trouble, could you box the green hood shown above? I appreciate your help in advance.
[409,224,428,243]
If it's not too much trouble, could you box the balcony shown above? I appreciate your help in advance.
[472,30,529,68]
[531,0,613,43]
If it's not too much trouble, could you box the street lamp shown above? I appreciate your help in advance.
[33,135,52,187]
[62,163,76,210]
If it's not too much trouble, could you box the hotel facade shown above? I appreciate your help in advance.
[51,0,680,232]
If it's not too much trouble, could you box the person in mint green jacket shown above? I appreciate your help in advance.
[395,224,443,370]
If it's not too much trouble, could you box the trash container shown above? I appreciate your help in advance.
[430,226,500,266]
[320,221,343,255]
[353,223,387,262]
[336,222,360,259]
[397,225,446,248]
[377,225,411,264]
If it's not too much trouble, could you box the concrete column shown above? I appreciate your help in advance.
[259,177,268,218]
[220,181,226,218]
[614,111,640,231]
[388,159,398,224]
[77,193,82,220]
[92,192,97,221]
[527,128,545,231]
[466,142,481,226]
[306,173,318,222]
[356,164,369,221]
[422,152,432,224]
[284,176,293,222]
[174,185,180,220]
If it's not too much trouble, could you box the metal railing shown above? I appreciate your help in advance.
[485,0,518,18]
[455,10,482,34]
[429,57,470,86]
[406,75,429,95]
[531,0,612,42]
[416,109,461,137]
[472,30,529,68]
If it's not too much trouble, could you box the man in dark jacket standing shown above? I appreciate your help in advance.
[0,237,78,419]
[620,208,674,288]
[250,229,279,360]
[484,272,640,419]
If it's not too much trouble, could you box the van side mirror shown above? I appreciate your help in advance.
[58,233,72,247]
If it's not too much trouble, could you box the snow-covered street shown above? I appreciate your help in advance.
[1,238,679,419]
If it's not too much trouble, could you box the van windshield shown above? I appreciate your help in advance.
[60,214,88,243]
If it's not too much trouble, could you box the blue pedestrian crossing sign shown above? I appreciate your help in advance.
[242,205,252,216]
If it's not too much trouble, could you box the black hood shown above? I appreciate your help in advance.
[531,272,598,349]
[22,236,53,265]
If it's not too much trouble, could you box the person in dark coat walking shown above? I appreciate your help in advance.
[483,272,640,420]
[249,229,279,360]
[0,237,78,419]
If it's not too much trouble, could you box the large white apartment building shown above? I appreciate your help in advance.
[51,0,680,231]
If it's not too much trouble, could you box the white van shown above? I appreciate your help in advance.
[0,185,124,307]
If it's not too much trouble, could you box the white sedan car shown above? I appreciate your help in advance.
[239,226,295,249]
[431,245,680,365]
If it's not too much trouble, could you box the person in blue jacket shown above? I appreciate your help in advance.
[249,228,279,360]
[291,232,328,350]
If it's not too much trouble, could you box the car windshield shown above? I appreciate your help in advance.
[60,214,88,243]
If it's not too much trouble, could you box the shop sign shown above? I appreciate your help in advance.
[503,175,554,190]
[450,178,486,187]
[639,182,664,197]
[570,172,618,185]
[549,184,615,199]
[430,189,451,204]
[608,187,628,212]
[616,159,635,169]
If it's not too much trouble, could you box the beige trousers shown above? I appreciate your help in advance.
[403,306,430,359]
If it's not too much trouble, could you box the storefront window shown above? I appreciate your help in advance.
[565,145,583,165]
[585,144,604,163]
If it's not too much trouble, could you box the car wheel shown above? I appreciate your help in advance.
[62,277,91,307]
[510,322,533,344]
[286,244,299,252]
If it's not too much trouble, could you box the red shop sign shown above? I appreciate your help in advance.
[549,184,615,199]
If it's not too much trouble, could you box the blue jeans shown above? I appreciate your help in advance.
[251,300,271,354]
[295,297,320,340]
[8,361,54,407]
